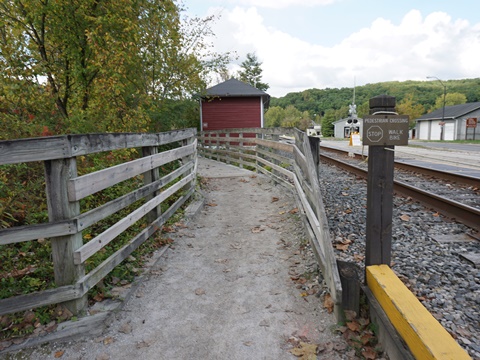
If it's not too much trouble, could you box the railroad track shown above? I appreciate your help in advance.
[319,149,480,232]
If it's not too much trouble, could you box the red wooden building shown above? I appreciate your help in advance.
[200,78,270,131]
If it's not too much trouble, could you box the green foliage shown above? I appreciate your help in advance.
[433,92,467,109]
[238,53,269,91]
[0,0,230,137]
[271,78,480,127]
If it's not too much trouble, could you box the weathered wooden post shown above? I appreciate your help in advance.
[364,95,409,270]
[142,145,161,223]
[45,158,87,314]
[307,135,320,176]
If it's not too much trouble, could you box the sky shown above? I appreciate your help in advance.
[185,0,480,97]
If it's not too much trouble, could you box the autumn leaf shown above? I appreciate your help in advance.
[54,350,65,358]
[354,254,365,261]
[361,333,375,345]
[103,337,114,345]
[289,342,318,359]
[206,203,218,207]
[289,208,299,214]
[251,226,264,233]
[271,197,279,202]
[93,293,104,302]
[346,321,361,332]
[362,346,377,359]
[335,244,349,251]
[400,214,410,221]
[323,293,334,313]
[344,209,353,214]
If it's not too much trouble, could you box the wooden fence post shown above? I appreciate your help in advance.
[44,158,87,315]
[365,95,396,269]
[142,146,161,223]
[308,135,320,177]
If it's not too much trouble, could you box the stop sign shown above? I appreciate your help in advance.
[366,125,384,143]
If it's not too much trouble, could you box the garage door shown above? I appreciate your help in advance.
[430,122,442,140]
[419,121,430,140]
[444,122,455,140]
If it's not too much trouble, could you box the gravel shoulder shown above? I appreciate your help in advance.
[4,158,349,359]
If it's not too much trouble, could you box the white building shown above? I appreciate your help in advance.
[416,102,480,140]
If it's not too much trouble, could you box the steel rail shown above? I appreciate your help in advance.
[320,145,479,187]
[320,153,480,232]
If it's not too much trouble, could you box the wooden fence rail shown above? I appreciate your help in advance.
[198,127,344,319]
[0,129,197,316]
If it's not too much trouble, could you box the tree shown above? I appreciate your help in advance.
[396,93,425,128]
[238,53,269,91]
[0,0,231,136]
[433,92,467,110]
[265,106,285,127]
[321,109,337,137]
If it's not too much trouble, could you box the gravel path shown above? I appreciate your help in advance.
[4,159,350,360]
[318,160,480,359]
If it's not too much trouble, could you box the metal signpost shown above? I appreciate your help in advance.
[466,117,477,140]
[363,95,409,271]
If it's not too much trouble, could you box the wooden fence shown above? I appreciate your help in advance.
[198,127,343,319]
[0,129,197,316]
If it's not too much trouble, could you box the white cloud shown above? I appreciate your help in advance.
[207,7,480,97]
[235,0,337,9]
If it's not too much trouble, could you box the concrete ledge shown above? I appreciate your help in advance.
[366,265,471,360]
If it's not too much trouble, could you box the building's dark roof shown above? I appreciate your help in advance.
[416,102,480,121]
[203,78,270,105]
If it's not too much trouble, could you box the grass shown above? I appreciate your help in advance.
[0,149,193,342]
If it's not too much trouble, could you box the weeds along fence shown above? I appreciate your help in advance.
[0,129,197,316]
[198,127,343,319]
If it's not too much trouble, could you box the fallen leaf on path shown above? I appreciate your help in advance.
[400,214,410,221]
[323,294,334,313]
[279,211,286,215]
[206,203,218,207]
[259,319,270,327]
[136,340,151,349]
[239,179,249,183]
[215,258,228,263]
[195,288,206,296]
[271,197,279,202]
[289,342,318,359]
[243,341,253,346]
[54,350,64,358]
[250,175,257,178]
[344,209,353,214]
[103,337,114,345]
[251,226,264,233]
[289,208,299,214]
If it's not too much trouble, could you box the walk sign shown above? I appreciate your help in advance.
[363,115,409,146]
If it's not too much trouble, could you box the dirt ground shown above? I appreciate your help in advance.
[3,158,350,360]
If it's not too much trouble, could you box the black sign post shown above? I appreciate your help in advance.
[363,95,409,273]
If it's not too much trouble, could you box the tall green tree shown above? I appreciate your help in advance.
[238,52,269,91]
[433,92,467,110]
[396,93,425,128]
[265,106,285,127]
[0,0,230,136]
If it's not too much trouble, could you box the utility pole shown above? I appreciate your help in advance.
[427,76,446,141]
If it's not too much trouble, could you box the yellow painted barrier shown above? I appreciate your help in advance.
[366,265,471,360]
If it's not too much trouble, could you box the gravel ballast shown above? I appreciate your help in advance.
[318,160,480,359]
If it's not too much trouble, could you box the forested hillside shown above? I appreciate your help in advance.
[268,78,480,136]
